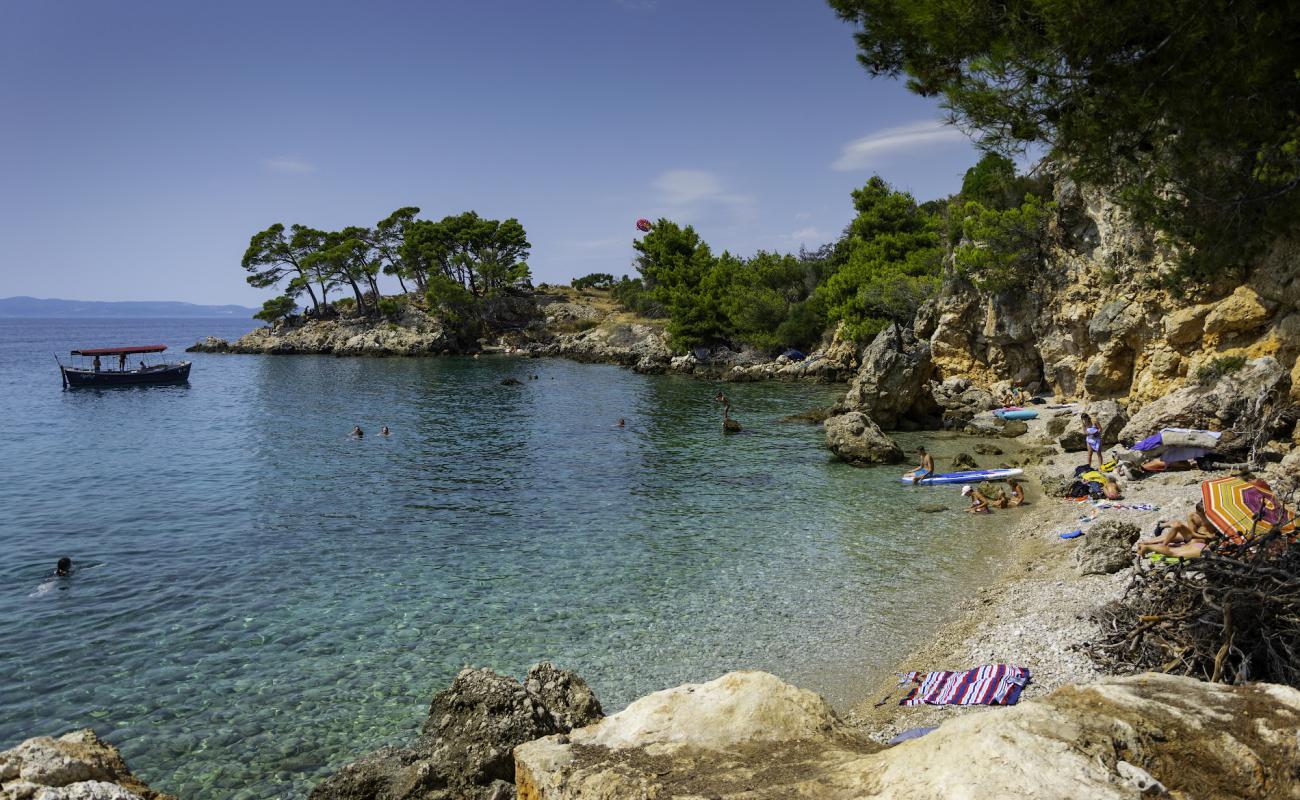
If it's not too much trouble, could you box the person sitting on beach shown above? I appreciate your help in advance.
[999,479,1025,508]
[962,485,992,513]
[55,557,72,577]
[904,447,935,484]
[350,425,364,438]
[380,426,390,436]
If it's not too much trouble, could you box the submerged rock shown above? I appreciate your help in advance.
[951,452,978,470]
[823,412,904,465]
[0,729,170,800]
[309,663,601,800]
[515,671,1300,800]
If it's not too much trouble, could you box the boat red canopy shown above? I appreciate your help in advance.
[71,345,168,356]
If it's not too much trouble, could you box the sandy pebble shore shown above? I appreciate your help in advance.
[845,450,1220,742]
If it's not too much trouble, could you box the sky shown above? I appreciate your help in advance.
[0,0,990,306]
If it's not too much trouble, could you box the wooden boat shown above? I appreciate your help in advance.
[58,345,192,388]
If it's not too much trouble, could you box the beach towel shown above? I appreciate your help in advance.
[1092,501,1160,512]
[898,665,1030,706]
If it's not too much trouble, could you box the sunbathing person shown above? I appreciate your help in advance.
[1137,538,1208,559]
[1004,479,1026,507]
[1140,456,1196,472]
[1137,502,1217,549]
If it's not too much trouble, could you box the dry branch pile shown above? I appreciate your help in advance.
[1086,533,1300,687]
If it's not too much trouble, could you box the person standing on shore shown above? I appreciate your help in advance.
[1082,413,1102,468]
[715,392,730,421]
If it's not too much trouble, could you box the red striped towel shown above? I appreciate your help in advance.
[898,664,1030,706]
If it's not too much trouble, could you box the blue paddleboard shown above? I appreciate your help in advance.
[995,409,1039,420]
[900,468,1024,486]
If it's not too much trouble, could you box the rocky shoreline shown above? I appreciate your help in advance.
[186,288,860,385]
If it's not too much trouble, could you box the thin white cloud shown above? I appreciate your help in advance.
[263,157,318,175]
[832,120,969,171]
[651,169,754,221]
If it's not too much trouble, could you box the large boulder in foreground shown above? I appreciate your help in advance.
[1073,520,1141,576]
[1119,356,1290,442]
[839,323,935,429]
[516,671,1300,800]
[310,663,602,800]
[0,729,171,800]
[824,412,904,465]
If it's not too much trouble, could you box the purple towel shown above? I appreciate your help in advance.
[1133,432,1164,451]
[899,665,1030,706]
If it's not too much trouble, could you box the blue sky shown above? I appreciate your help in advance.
[0,0,988,306]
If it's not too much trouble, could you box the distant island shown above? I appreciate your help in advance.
[0,296,257,319]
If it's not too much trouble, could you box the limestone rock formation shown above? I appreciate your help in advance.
[1119,356,1291,442]
[309,663,602,800]
[1073,520,1141,575]
[515,671,1300,800]
[838,323,935,429]
[929,377,995,424]
[823,412,904,465]
[188,308,452,356]
[548,322,671,369]
[0,729,170,800]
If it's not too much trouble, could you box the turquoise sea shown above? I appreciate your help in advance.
[0,318,1009,798]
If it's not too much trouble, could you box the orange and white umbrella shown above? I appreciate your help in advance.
[1201,476,1293,544]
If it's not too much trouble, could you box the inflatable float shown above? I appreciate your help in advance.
[900,468,1024,486]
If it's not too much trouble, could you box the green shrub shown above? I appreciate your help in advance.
[254,295,297,323]
[1195,356,1247,386]
[571,272,616,291]
[377,296,402,318]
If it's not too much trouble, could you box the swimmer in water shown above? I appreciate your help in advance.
[55,557,72,577]
[617,418,625,427]
[350,425,364,438]
[380,426,390,436]
[715,392,731,421]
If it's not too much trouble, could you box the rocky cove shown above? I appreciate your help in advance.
[16,170,1300,798]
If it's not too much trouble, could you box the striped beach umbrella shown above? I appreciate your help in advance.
[1201,476,1292,544]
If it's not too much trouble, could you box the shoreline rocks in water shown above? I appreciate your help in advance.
[308,662,601,800]
[0,729,172,800]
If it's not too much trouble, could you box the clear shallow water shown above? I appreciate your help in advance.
[0,318,1008,798]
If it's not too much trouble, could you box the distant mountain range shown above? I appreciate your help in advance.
[0,296,257,319]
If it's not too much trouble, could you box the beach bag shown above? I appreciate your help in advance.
[1065,480,1091,498]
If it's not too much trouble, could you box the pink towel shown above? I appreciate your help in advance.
[898,664,1030,706]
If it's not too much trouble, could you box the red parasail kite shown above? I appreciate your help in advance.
[636,218,652,232]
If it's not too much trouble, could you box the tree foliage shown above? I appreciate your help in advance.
[953,194,1052,293]
[827,0,1300,277]
[571,272,616,290]
[241,208,531,323]
[254,295,297,323]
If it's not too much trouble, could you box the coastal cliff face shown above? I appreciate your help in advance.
[837,170,1300,437]
[921,172,1300,405]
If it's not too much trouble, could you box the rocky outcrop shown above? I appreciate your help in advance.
[929,377,995,424]
[823,412,904,465]
[0,729,171,800]
[913,167,1300,419]
[1073,520,1141,575]
[1119,356,1291,442]
[515,670,1300,800]
[189,306,451,356]
[838,323,936,428]
[537,321,672,369]
[309,663,601,800]
[722,325,859,384]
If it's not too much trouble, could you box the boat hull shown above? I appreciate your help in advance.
[62,361,192,388]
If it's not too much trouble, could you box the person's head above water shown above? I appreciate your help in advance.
[381,426,390,435]
[617,418,625,426]
[55,557,71,576]
[351,425,363,437]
